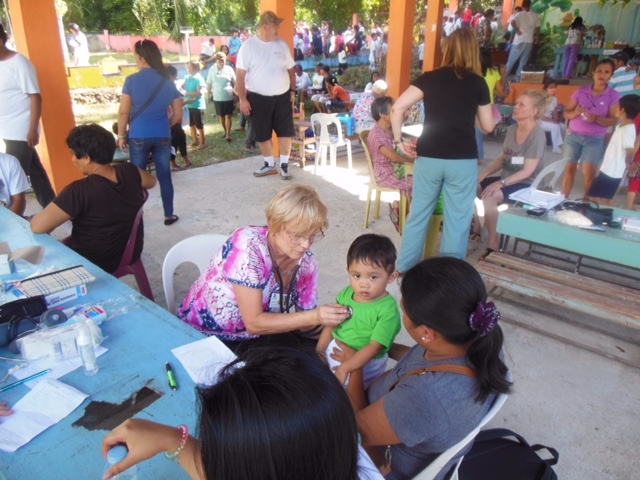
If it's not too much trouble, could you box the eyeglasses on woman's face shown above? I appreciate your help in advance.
[285,230,325,245]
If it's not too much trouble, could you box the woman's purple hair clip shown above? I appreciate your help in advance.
[468,301,500,337]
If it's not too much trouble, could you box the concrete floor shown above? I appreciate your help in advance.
[25,133,640,479]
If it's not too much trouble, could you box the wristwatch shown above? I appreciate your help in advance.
[500,179,507,187]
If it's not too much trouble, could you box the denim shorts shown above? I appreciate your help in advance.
[564,132,604,165]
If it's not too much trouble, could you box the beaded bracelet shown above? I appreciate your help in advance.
[117,134,127,139]
[165,424,188,460]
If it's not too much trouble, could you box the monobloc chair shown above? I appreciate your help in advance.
[529,157,569,192]
[360,130,409,235]
[113,190,154,301]
[162,233,228,315]
[413,370,512,480]
[311,113,353,173]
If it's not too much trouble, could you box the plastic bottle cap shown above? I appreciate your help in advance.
[107,445,129,464]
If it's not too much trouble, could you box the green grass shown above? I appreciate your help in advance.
[74,102,252,168]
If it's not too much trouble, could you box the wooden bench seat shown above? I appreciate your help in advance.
[477,251,640,332]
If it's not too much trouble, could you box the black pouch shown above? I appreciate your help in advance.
[561,200,613,225]
[0,296,48,347]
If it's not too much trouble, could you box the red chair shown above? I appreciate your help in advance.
[113,190,154,301]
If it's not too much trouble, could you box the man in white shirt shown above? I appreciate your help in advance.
[0,23,55,208]
[68,23,90,66]
[369,32,380,70]
[0,152,30,216]
[199,38,217,65]
[294,64,311,102]
[236,11,296,180]
[504,0,540,82]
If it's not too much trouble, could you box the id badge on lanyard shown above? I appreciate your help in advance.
[268,291,291,313]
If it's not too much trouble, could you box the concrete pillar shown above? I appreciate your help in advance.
[8,0,80,193]
[503,0,515,27]
[424,0,446,72]
[386,0,416,100]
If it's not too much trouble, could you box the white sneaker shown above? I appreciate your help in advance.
[253,162,277,177]
[552,147,562,154]
[280,163,292,180]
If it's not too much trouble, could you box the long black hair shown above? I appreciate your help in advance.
[196,347,359,480]
[134,39,168,78]
[569,16,584,30]
[401,257,512,402]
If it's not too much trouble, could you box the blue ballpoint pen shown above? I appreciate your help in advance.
[0,369,52,392]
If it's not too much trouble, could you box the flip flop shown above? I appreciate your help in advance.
[226,137,232,143]
[171,166,183,172]
[164,215,179,226]
[184,163,193,169]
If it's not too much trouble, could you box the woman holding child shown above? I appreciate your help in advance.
[339,257,512,479]
[178,185,349,352]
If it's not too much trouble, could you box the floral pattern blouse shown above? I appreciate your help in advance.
[177,226,319,341]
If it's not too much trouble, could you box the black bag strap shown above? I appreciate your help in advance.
[129,77,168,125]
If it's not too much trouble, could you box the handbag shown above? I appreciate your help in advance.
[0,296,48,347]
[560,200,613,225]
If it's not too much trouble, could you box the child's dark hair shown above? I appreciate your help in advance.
[66,124,116,165]
[619,94,640,120]
[347,234,397,275]
[400,257,511,402]
[543,79,558,91]
[166,65,178,78]
[569,16,583,29]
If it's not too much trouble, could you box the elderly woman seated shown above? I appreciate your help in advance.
[477,90,549,250]
[366,96,414,227]
[31,124,157,273]
[178,185,350,353]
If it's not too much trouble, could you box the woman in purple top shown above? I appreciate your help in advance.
[561,59,620,198]
[178,185,349,352]
[117,40,182,226]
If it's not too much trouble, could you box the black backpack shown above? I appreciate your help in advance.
[457,428,559,480]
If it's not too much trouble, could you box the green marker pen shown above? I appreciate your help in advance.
[166,362,178,390]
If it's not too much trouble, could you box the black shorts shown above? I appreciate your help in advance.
[588,172,621,199]
[480,176,531,199]
[247,91,295,143]
[188,108,204,129]
[214,100,235,116]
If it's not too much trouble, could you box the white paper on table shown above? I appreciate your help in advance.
[171,335,237,386]
[508,187,565,209]
[0,378,88,453]
[12,346,108,388]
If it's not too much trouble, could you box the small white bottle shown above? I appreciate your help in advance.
[104,445,138,480]
[77,324,98,376]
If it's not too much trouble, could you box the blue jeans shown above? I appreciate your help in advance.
[505,42,533,81]
[397,158,477,271]
[129,137,173,217]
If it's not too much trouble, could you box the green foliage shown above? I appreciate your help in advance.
[65,0,139,33]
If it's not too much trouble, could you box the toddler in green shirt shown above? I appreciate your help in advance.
[317,234,401,387]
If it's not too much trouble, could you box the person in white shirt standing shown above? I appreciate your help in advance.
[294,64,311,102]
[68,23,90,66]
[0,23,55,209]
[236,11,297,180]
[0,152,29,216]
[504,0,540,82]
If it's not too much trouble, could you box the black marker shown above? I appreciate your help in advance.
[166,362,177,390]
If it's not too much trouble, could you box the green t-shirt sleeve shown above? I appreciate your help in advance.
[369,297,401,351]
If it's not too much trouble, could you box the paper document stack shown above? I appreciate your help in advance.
[508,187,565,209]
[622,217,640,233]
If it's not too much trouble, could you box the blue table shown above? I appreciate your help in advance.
[497,207,640,270]
[0,209,208,479]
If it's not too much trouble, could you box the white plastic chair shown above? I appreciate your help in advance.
[311,113,353,173]
[413,370,512,480]
[162,233,228,315]
[530,157,569,192]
